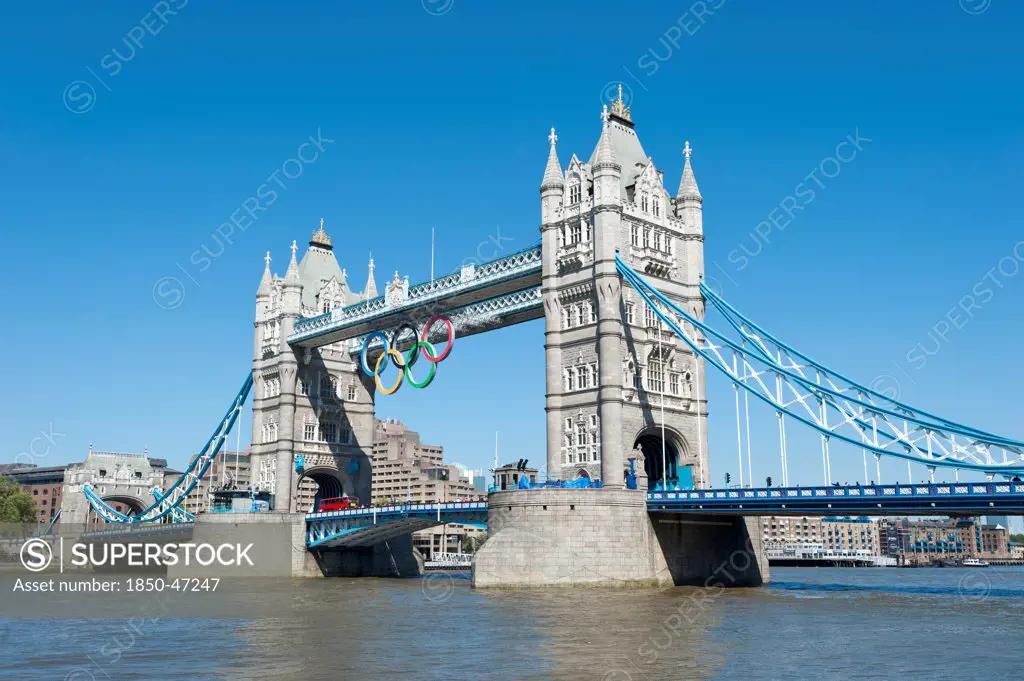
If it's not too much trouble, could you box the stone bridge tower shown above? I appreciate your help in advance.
[249,221,378,513]
[540,88,709,491]
[472,93,768,589]
[61,449,167,526]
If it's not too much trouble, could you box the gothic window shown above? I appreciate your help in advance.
[322,300,331,314]
[653,199,661,217]
[643,227,651,249]
[340,426,353,444]
[319,375,337,399]
[561,306,570,330]
[669,372,680,395]
[570,223,582,244]
[653,230,662,252]
[566,367,576,392]
[648,359,666,393]
[574,304,584,327]
[645,304,658,329]
[577,421,589,462]
[304,421,316,442]
[585,220,592,242]
[625,302,635,325]
[588,301,596,324]
[347,383,357,401]
[665,235,673,255]
[641,192,649,213]
[300,379,310,396]
[569,179,582,204]
[578,366,589,390]
[320,421,337,443]
[589,364,598,388]
[631,224,640,247]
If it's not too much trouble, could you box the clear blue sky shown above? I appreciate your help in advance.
[1,1,1022,491]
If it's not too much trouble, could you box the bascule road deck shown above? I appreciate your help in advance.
[647,482,1024,516]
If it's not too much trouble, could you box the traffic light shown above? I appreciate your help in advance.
[766,476,773,488]
[725,472,731,486]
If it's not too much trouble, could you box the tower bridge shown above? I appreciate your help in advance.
[73,89,1024,587]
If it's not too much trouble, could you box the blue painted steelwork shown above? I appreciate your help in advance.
[306,501,488,549]
[151,486,194,523]
[616,255,1024,475]
[39,508,61,536]
[82,373,254,523]
[646,482,1024,515]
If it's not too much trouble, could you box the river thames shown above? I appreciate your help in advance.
[1,567,1020,681]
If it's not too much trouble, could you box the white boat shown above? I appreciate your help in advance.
[961,558,990,567]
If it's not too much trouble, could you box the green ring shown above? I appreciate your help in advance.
[404,341,438,389]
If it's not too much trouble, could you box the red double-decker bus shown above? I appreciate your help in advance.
[317,496,356,512]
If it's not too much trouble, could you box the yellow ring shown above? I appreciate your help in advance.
[374,348,405,395]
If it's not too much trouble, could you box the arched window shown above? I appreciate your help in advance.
[648,347,669,393]
[641,192,649,213]
[319,375,337,399]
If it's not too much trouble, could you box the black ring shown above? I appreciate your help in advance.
[390,323,420,368]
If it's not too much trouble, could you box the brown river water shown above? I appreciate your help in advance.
[1,567,1021,680]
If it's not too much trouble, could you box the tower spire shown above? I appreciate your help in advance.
[608,84,632,125]
[310,217,332,249]
[594,110,618,168]
[677,140,701,200]
[363,253,378,300]
[284,240,300,285]
[257,250,272,295]
[540,127,563,189]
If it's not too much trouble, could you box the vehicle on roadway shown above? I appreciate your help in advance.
[317,496,356,512]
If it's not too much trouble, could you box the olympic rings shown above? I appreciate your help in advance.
[403,341,438,389]
[360,330,390,375]
[421,314,454,362]
[374,348,405,395]
[359,315,455,394]
[391,323,420,368]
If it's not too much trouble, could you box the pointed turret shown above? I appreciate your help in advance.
[284,240,300,285]
[541,127,563,189]
[594,107,618,169]
[593,106,621,208]
[257,250,272,296]
[677,140,701,200]
[540,127,565,225]
[363,254,379,300]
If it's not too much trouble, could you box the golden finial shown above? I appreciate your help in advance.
[310,217,332,248]
[609,83,631,122]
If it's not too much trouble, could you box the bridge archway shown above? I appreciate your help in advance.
[297,467,350,513]
[88,494,147,526]
[633,426,690,490]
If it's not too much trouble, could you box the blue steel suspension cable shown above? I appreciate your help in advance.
[84,373,253,523]
[619,256,1023,451]
[616,256,1024,473]
[699,281,1018,444]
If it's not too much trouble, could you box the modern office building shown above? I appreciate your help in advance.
[369,419,483,558]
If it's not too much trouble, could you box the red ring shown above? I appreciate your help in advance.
[420,314,454,363]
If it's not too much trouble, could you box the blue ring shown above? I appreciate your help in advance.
[360,331,390,375]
